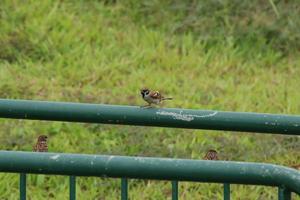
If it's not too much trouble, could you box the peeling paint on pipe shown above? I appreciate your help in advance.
[0,99,300,135]
[0,151,299,194]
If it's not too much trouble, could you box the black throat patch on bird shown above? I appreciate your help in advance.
[141,89,149,98]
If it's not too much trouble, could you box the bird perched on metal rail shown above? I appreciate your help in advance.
[33,135,48,152]
[291,164,300,170]
[140,88,173,107]
[203,149,219,160]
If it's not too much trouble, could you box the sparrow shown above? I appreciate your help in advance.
[140,88,173,107]
[203,149,218,160]
[33,135,48,152]
[291,164,300,170]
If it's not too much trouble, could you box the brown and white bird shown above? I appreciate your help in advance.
[291,164,300,170]
[33,135,48,152]
[203,149,219,160]
[140,88,172,107]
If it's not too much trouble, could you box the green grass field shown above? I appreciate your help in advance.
[0,0,299,199]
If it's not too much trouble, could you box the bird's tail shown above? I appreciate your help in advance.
[162,97,173,100]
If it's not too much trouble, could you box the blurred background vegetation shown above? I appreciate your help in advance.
[0,0,299,199]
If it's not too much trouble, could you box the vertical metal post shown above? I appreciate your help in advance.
[69,176,76,200]
[223,183,230,200]
[20,173,26,200]
[172,181,178,200]
[278,187,291,200]
[121,178,128,200]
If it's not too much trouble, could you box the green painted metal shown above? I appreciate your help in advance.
[278,187,291,200]
[0,99,300,135]
[121,178,128,200]
[1,151,299,195]
[20,173,26,200]
[172,181,178,200]
[69,176,76,200]
[1,99,300,198]
[223,183,230,200]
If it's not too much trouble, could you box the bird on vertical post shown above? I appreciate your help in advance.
[32,135,49,187]
[203,149,219,160]
[33,135,48,152]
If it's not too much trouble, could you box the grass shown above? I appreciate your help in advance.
[0,0,300,199]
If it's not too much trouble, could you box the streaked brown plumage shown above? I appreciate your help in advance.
[33,135,48,152]
[140,88,172,106]
[203,149,218,160]
[291,164,300,170]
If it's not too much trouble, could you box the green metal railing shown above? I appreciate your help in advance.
[0,99,300,135]
[0,151,299,199]
[0,99,299,199]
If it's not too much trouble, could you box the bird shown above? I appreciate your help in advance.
[140,88,172,107]
[203,149,219,160]
[291,164,300,170]
[33,135,48,152]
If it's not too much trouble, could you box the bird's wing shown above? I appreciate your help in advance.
[203,151,218,160]
[149,91,162,99]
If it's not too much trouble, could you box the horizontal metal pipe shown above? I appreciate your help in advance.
[0,99,300,135]
[0,151,299,194]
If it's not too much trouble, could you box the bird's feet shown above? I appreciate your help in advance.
[140,104,153,109]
